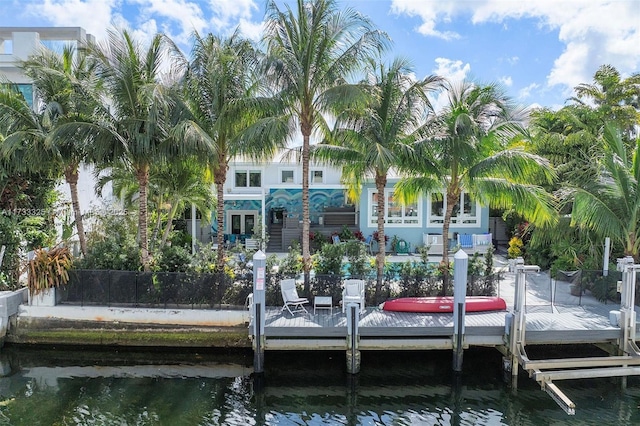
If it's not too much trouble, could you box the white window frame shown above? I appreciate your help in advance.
[310,168,324,184]
[279,168,296,184]
[234,169,262,188]
[427,192,480,227]
[367,188,421,227]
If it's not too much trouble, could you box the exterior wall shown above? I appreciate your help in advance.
[358,181,490,252]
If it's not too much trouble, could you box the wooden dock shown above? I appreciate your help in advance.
[260,302,624,351]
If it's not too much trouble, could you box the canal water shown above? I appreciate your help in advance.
[0,345,637,425]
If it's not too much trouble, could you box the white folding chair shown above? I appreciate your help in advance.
[280,279,309,315]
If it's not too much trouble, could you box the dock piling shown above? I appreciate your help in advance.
[252,250,267,374]
[452,250,468,372]
[346,303,360,374]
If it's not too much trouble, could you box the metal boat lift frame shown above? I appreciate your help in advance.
[507,256,640,415]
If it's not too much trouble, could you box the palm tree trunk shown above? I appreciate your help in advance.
[441,188,459,295]
[160,200,180,247]
[64,164,87,256]
[301,129,311,295]
[136,164,151,271]
[374,173,387,303]
[215,163,228,272]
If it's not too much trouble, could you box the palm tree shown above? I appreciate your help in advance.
[55,28,210,270]
[314,57,441,300]
[175,30,281,272]
[95,158,213,250]
[571,65,640,142]
[18,45,99,256]
[570,123,640,260]
[262,0,388,288]
[396,79,557,294]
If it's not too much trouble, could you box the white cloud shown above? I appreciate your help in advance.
[432,58,470,82]
[518,83,540,100]
[206,0,260,33]
[390,0,460,40]
[391,0,640,100]
[237,18,264,42]
[130,0,208,45]
[25,0,117,40]
[499,76,513,87]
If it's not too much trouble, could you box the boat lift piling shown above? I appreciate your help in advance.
[252,250,267,374]
[452,250,468,372]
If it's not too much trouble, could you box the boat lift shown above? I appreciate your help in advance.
[507,256,640,415]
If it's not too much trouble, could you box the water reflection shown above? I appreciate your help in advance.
[0,346,637,425]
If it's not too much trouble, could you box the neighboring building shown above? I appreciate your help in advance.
[0,27,94,108]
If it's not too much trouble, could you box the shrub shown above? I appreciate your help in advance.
[507,237,524,259]
[344,240,370,278]
[279,241,303,277]
[156,244,192,272]
[78,209,141,270]
[314,242,344,275]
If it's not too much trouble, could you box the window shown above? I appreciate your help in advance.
[281,170,294,183]
[311,169,324,184]
[427,192,479,226]
[235,170,261,188]
[368,189,421,227]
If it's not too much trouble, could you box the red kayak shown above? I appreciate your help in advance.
[382,296,507,313]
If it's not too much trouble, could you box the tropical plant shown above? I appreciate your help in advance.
[507,237,524,259]
[18,45,100,256]
[27,245,73,297]
[55,28,209,270]
[314,57,440,300]
[395,79,556,294]
[176,30,278,273]
[568,123,640,260]
[262,0,388,292]
[571,64,640,143]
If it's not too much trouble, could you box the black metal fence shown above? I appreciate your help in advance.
[61,269,502,309]
[62,270,241,309]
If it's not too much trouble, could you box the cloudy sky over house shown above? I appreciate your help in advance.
[1,0,638,110]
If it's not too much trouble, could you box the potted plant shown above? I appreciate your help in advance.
[27,246,73,306]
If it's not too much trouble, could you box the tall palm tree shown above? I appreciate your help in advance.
[18,45,99,256]
[571,65,640,142]
[55,28,209,270]
[396,79,557,294]
[314,57,441,300]
[262,0,388,288]
[175,30,280,272]
[570,123,640,260]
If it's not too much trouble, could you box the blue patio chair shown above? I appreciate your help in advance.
[457,234,473,250]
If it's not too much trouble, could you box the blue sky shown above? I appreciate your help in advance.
[1,0,638,110]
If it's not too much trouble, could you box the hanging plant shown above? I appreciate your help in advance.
[27,246,73,297]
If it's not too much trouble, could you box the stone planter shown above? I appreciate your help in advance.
[28,287,58,306]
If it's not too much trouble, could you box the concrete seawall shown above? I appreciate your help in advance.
[0,290,253,349]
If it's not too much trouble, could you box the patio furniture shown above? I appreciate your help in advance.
[314,296,333,314]
[422,234,443,255]
[280,279,309,315]
[342,279,365,314]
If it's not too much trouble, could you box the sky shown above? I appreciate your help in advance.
[1,0,638,110]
